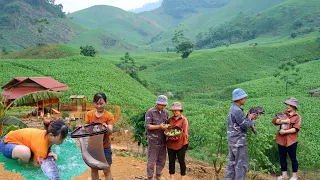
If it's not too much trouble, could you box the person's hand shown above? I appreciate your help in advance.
[248,112,258,120]
[279,129,286,135]
[48,151,58,161]
[284,118,291,124]
[160,123,168,130]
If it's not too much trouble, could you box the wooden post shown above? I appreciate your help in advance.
[82,97,85,111]
[57,99,60,111]
[71,98,74,111]
[42,100,45,117]
[50,99,53,114]
[36,102,39,119]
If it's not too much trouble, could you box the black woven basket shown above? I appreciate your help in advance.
[71,123,108,138]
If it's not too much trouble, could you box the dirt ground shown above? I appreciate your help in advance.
[0,163,26,180]
[72,155,196,180]
[0,128,316,180]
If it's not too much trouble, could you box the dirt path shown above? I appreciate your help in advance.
[0,163,26,180]
[72,155,195,180]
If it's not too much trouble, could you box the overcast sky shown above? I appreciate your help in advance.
[55,0,160,13]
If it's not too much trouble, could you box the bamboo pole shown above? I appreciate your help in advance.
[4,101,14,112]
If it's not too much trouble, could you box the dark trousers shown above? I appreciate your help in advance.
[278,142,298,172]
[168,145,187,176]
[147,144,167,179]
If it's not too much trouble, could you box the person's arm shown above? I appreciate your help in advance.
[234,109,253,130]
[279,128,297,135]
[272,118,291,125]
[104,114,114,135]
[48,149,58,161]
[183,119,189,137]
[84,112,90,125]
[148,124,163,130]
[279,116,301,135]
[144,111,163,131]
[34,151,47,165]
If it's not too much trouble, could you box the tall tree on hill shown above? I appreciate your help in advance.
[34,18,49,46]
[80,45,98,57]
[172,30,194,59]
[117,52,148,87]
[274,60,302,95]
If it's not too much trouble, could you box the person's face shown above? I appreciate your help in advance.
[238,97,247,105]
[49,134,66,145]
[172,110,182,117]
[286,104,296,112]
[156,104,166,111]
[94,98,106,112]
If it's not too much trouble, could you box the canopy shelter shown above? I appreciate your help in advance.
[70,95,86,111]
[2,77,71,107]
[13,91,63,118]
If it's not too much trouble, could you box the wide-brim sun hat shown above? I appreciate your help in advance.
[232,88,248,101]
[284,97,299,109]
[169,102,183,111]
[156,95,168,105]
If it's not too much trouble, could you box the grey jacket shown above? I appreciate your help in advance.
[227,104,252,147]
[145,107,168,145]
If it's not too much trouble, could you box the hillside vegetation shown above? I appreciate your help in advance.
[140,37,320,93]
[0,44,78,59]
[0,0,79,50]
[0,56,156,116]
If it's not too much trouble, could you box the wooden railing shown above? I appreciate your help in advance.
[58,103,120,121]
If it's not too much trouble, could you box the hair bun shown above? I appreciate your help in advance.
[43,119,52,130]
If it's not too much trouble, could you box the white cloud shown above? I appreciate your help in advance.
[55,0,160,13]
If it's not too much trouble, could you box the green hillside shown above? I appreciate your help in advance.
[145,0,285,50]
[181,59,320,170]
[140,36,320,93]
[209,59,320,101]
[67,29,141,55]
[195,0,320,48]
[0,0,80,51]
[2,0,320,174]
[68,5,164,45]
[0,56,156,116]
[0,44,78,59]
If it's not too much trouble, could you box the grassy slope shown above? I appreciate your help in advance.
[67,29,140,55]
[139,36,320,93]
[184,60,320,168]
[68,5,163,46]
[0,56,156,116]
[0,18,80,50]
[0,44,79,59]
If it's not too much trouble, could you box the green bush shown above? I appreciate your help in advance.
[80,45,98,57]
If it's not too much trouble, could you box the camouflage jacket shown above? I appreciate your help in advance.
[227,104,252,147]
[144,107,168,145]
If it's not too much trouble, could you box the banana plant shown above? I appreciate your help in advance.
[0,116,27,136]
[1,125,19,138]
